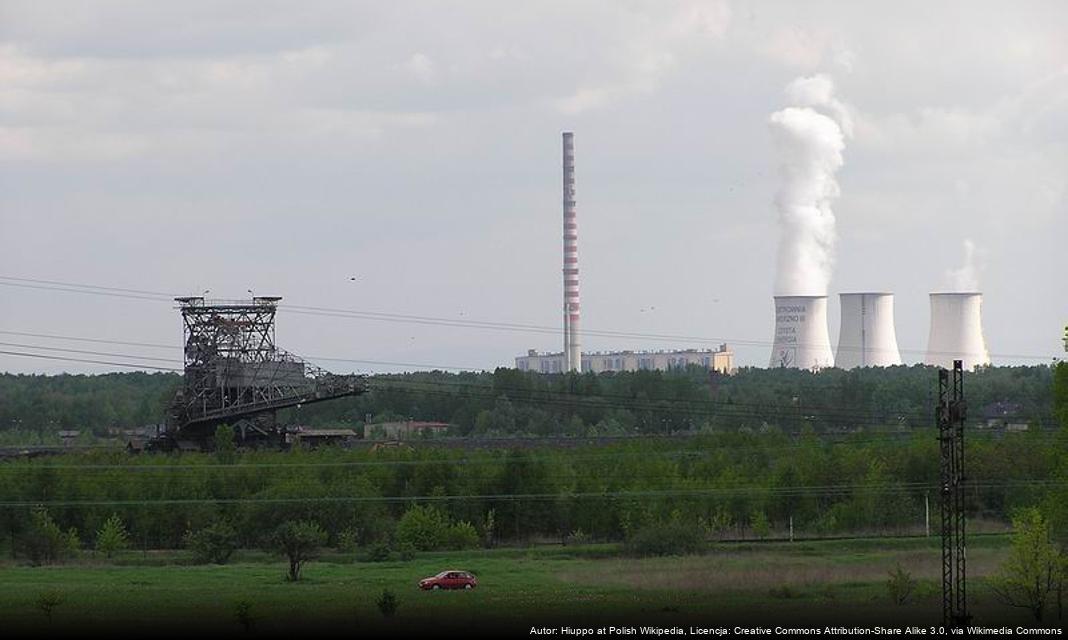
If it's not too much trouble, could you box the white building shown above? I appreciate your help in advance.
[516,344,734,375]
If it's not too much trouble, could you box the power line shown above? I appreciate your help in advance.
[0,336,1048,427]
[0,430,1051,472]
[0,349,182,372]
[0,329,179,351]
[0,480,1060,509]
[0,275,1058,362]
[0,333,474,372]
[0,341,181,364]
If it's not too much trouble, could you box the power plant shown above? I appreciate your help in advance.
[835,293,902,369]
[518,133,994,373]
[769,295,834,369]
[925,292,991,369]
[516,132,738,374]
[517,346,735,375]
[562,132,581,373]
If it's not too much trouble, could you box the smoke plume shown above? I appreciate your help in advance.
[945,239,980,291]
[770,74,851,296]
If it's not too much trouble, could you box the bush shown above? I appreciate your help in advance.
[234,600,255,632]
[185,521,240,565]
[35,590,64,623]
[24,507,79,565]
[360,542,392,563]
[377,589,398,618]
[886,565,916,605]
[397,542,416,561]
[336,528,360,553]
[565,529,590,546]
[444,521,480,550]
[624,521,705,557]
[768,585,800,599]
[751,510,770,539]
[395,505,449,551]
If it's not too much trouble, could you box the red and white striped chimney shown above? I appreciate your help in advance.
[562,132,581,372]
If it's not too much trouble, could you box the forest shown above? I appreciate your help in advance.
[0,364,1057,441]
[1,427,1065,556]
[0,363,1064,563]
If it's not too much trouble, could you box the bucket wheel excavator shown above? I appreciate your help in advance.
[147,296,366,451]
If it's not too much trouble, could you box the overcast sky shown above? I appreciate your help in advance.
[1,0,1065,375]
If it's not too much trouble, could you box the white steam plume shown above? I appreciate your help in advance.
[770,74,852,296]
[945,239,980,291]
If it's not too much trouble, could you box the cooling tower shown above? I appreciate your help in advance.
[769,295,834,369]
[925,292,991,369]
[835,293,902,369]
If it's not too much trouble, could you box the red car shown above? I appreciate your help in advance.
[418,570,478,590]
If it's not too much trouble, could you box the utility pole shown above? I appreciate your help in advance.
[938,360,969,628]
[925,492,930,538]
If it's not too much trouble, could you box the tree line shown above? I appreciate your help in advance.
[0,364,1056,441]
[0,427,1063,558]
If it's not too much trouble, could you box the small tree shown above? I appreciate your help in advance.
[481,509,496,548]
[95,514,129,559]
[990,507,1064,621]
[24,507,79,565]
[886,564,916,605]
[35,590,64,623]
[214,424,236,463]
[274,520,327,582]
[751,510,771,539]
[185,520,240,564]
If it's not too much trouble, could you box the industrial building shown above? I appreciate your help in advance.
[514,132,738,377]
[364,421,451,440]
[516,345,734,375]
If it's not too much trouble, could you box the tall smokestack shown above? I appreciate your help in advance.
[925,292,990,369]
[836,292,902,369]
[562,132,581,372]
[770,295,834,369]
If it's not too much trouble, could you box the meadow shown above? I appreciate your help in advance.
[0,535,1043,636]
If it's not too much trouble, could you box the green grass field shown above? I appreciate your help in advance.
[0,536,1046,636]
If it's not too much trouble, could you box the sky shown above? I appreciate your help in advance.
[1,0,1066,375]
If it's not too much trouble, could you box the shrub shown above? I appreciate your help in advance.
[24,507,79,565]
[565,529,590,546]
[768,585,800,599]
[185,521,240,565]
[377,589,398,618]
[444,521,480,550]
[95,514,129,559]
[397,542,416,561]
[624,521,704,557]
[360,542,392,563]
[234,600,255,632]
[35,590,64,623]
[886,565,916,605]
[395,505,449,551]
[336,528,360,553]
[751,510,771,539]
